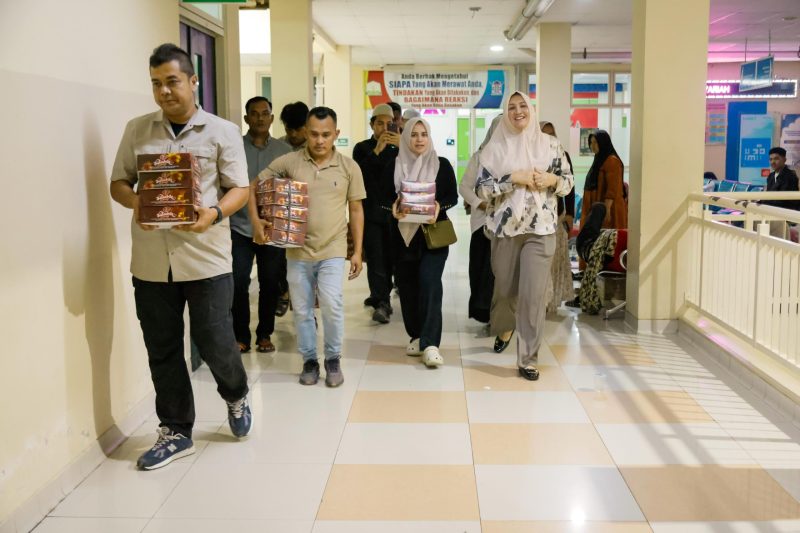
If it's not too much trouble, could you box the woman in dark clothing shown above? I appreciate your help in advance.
[580,130,627,232]
[380,118,458,368]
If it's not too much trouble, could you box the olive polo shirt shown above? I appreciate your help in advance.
[259,148,366,262]
[110,107,249,282]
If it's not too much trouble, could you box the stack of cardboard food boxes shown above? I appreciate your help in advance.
[136,153,201,228]
[398,180,436,223]
[256,176,308,247]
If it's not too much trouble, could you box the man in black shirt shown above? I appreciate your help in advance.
[352,104,401,323]
[764,147,799,238]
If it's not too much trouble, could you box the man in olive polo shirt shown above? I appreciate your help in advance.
[250,106,366,387]
[110,43,252,470]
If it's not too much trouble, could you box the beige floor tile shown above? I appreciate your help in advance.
[367,344,460,366]
[463,364,573,391]
[317,465,479,520]
[550,344,656,366]
[471,424,614,465]
[482,522,653,532]
[620,465,800,521]
[577,391,714,424]
[348,391,468,423]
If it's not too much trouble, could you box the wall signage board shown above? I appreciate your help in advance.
[706,79,797,99]
[739,114,775,184]
[740,56,774,92]
[780,114,800,168]
[335,137,349,148]
[705,102,727,145]
[365,70,505,109]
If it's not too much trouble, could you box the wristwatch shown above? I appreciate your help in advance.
[211,205,223,224]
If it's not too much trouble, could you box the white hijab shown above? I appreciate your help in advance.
[393,117,440,246]
[478,91,553,218]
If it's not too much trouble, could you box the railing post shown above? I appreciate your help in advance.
[753,221,770,344]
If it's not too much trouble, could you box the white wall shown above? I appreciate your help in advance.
[704,61,800,180]
[0,1,178,528]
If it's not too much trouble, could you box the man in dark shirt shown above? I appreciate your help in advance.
[764,147,799,238]
[352,104,401,323]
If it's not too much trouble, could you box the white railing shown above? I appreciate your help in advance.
[686,192,800,371]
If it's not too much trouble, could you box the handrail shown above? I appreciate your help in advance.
[690,192,800,224]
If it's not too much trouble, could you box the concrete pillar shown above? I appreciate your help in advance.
[322,45,353,156]
[627,0,710,331]
[218,4,242,123]
[535,23,572,144]
[270,0,313,137]
[350,66,367,150]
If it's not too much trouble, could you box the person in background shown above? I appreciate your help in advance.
[475,91,573,381]
[231,97,292,354]
[460,115,502,326]
[579,130,627,232]
[381,118,458,368]
[251,107,366,388]
[703,171,718,192]
[764,147,800,238]
[540,121,575,313]
[352,104,401,324]
[388,101,403,131]
[401,108,421,131]
[274,101,310,315]
[109,43,252,469]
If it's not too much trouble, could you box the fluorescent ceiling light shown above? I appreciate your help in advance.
[490,45,504,52]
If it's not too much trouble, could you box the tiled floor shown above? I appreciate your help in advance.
[35,213,800,533]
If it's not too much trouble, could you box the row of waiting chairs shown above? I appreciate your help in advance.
[704,179,765,193]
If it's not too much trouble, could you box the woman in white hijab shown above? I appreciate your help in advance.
[380,117,458,368]
[475,91,574,380]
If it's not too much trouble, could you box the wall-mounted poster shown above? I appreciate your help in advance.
[739,114,775,184]
[365,70,505,109]
[780,114,800,169]
[705,102,727,145]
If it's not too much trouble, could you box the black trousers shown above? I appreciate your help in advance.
[231,230,283,345]
[363,218,394,306]
[133,273,249,438]
[468,228,494,323]
[395,245,449,350]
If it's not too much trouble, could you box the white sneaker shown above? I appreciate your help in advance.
[422,346,443,368]
[406,338,422,356]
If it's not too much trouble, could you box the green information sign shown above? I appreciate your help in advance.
[335,137,349,148]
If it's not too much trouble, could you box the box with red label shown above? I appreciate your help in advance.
[399,192,435,204]
[272,218,308,233]
[137,152,199,172]
[257,191,309,207]
[138,170,199,190]
[257,176,308,195]
[139,188,201,207]
[259,204,309,222]
[138,205,197,227]
[266,229,306,248]
[399,202,436,217]
[400,180,436,194]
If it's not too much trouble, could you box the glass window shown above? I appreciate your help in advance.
[572,73,610,106]
[614,73,632,105]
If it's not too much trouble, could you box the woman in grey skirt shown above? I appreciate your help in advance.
[475,91,574,380]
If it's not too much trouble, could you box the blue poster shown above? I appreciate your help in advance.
[739,114,774,184]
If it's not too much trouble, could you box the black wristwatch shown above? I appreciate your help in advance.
[211,205,223,224]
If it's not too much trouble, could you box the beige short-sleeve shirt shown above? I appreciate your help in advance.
[259,148,366,262]
[110,107,249,282]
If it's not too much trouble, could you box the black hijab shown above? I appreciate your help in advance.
[585,130,622,192]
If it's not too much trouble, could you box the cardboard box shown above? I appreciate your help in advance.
[139,188,200,207]
[256,191,309,207]
[257,176,308,195]
[399,202,436,216]
[272,218,308,233]
[400,192,435,204]
[137,152,199,172]
[138,205,197,227]
[400,180,436,193]
[259,204,309,222]
[266,229,306,248]
[138,170,199,190]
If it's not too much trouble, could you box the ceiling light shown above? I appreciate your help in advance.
[504,0,556,41]
[490,45,504,52]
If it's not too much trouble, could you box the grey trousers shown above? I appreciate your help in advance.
[490,233,556,368]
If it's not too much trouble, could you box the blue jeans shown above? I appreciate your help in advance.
[287,258,345,362]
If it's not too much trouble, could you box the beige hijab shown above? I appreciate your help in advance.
[394,117,440,246]
[478,91,552,219]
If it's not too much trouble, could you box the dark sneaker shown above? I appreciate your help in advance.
[300,360,320,385]
[372,304,390,324]
[136,427,195,470]
[226,396,253,437]
[324,358,344,388]
[363,297,377,308]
